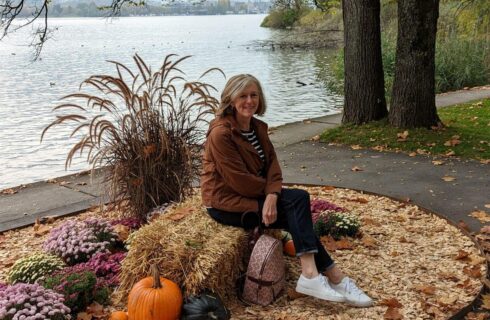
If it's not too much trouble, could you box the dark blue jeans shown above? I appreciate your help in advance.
[207,188,335,273]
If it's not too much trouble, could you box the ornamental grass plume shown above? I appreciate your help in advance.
[7,252,65,284]
[43,218,117,265]
[0,283,70,320]
[41,53,223,222]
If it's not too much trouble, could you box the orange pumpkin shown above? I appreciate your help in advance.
[127,264,183,320]
[110,311,128,320]
[283,240,296,257]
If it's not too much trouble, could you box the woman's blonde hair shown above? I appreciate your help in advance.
[216,74,267,117]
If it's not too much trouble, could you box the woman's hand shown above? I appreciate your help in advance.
[262,193,278,226]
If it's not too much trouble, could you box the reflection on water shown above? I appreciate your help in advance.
[0,15,342,189]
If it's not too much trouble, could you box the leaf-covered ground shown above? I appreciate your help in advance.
[0,186,488,319]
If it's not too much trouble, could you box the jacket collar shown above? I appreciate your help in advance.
[207,114,269,157]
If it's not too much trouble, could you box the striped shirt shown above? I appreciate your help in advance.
[241,128,265,175]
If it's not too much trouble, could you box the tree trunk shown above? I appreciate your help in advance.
[342,0,387,124]
[389,0,441,128]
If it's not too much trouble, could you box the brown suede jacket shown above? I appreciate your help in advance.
[200,114,283,213]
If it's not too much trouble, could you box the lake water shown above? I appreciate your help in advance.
[0,15,342,189]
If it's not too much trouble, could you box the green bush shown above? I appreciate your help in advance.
[435,37,490,93]
[43,269,110,314]
[324,34,489,98]
[7,253,65,284]
[298,9,326,27]
[261,8,308,29]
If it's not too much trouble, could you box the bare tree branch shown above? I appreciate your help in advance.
[1,0,50,59]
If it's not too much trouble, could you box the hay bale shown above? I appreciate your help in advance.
[115,195,249,302]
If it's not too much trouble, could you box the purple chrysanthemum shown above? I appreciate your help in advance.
[0,283,70,320]
[43,218,117,265]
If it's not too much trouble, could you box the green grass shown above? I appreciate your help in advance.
[320,99,490,161]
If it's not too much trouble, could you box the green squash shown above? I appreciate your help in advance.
[182,293,230,320]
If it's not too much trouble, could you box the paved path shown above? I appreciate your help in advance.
[1,88,489,233]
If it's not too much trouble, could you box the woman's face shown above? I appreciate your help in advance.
[232,83,260,121]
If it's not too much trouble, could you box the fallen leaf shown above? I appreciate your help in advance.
[42,215,57,224]
[458,220,470,232]
[86,302,105,317]
[303,120,312,124]
[480,159,490,164]
[76,182,88,186]
[34,225,51,237]
[399,236,414,243]
[445,150,456,156]
[113,224,130,242]
[343,197,369,203]
[481,294,490,310]
[468,254,486,266]
[397,130,409,142]
[416,149,428,155]
[485,204,490,209]
[33,218,41,231]
[384,307,403,319]
[167,207,194,221]
[0,188,17,195]
[463,265,482,278]
[310,135,320,142]
[414,284,436,295]
[351,145,362,150]
[480,225,490,234]
[320,236,338,251]
[438,295,458,305]
[408,152,417,157]
[287,287,305,300]
[322,186,335,192]
[335,238,354,250]
[373,145,386,151]
[438,272,460,282]
[362,217,381,226]
[361,234,377,248]
[442,176,456,182]
[454,249,470,260]
[59,181,71,186]
[351,166,363,172]
[457,278,472,289]
[77,313,92,320]
[470,210,490,222]
[432,160,444,165]
[444,137,461,147]
[379,298,403,308]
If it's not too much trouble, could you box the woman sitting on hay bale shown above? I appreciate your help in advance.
[200,74,373,308]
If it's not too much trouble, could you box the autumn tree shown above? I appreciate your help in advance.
[341,0,387,124]
[389,0,442,128]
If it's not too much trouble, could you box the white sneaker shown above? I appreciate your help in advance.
[330,277,373,307]
[296,274,346,302]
